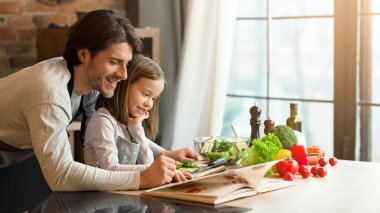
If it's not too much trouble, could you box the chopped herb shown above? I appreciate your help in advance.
[176,161,202,169]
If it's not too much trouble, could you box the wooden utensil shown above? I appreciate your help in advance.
[200,126,222,154]
[230,124,248,150]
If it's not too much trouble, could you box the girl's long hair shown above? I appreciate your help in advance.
[96,54,166,140]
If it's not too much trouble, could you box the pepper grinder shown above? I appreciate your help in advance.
[249,103,261,146]
[264,117,275,135]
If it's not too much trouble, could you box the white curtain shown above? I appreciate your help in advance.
[161,0,238,150]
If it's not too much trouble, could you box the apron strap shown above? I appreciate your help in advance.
[0,140,34,168]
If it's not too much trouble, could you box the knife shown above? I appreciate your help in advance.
[191,158,228,174]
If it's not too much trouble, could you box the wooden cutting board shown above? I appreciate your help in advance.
[178,163,226,178]
[193,166,226,178]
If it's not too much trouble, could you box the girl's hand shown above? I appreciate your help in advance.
[161,147,198,162]
[128,110,149,125]
[172,170,193,182]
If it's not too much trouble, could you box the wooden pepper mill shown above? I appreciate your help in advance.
[264,117,275,135]
[249,103,261,146]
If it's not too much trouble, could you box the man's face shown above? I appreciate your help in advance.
[84,42,133,98]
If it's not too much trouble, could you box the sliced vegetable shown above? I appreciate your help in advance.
[206,151,230,162]
[176,161,202,169]
[212,139,233,152]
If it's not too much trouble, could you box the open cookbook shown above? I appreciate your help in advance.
[141,160,295,205]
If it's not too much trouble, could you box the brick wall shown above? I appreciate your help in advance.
[0,0,126,78]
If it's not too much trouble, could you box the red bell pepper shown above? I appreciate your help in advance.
[288,145,309,167]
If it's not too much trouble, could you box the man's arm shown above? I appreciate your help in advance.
[26,103,141,191]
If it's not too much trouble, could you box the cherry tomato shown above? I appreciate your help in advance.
[318,157,328,167]
[311,166,319,176]
[298,165,310,178]
[276,159,299,177]
[307,145,325,165]
[329,157,338,166]
[317,167,327,177]
[283,172,294,181]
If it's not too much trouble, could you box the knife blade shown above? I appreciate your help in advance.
[191,157,228,174]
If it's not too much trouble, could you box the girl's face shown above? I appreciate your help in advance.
[127,77,165,118]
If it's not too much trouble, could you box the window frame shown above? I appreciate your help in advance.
[228,0,362,160]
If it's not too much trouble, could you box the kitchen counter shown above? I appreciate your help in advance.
[2,160,380,212]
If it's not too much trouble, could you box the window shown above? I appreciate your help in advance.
[222,0,379,162]
[358,0,380,162]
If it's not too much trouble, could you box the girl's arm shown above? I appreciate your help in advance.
[127,124,165,164]
[84,111,148,172]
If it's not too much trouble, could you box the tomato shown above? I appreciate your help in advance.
[318,157,328,167]
[283,172,294,181]
[310,166,319,176]
[307,145,325,165]
[310,166,328,177]
[298,165,310,178]
[272,149,292,173]
[276,159,299,177]
[329,157,338,166]
[317,167,327,177]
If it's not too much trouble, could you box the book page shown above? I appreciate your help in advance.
[140,161,296,205]
[149,182,247,198]
[146,160,278,193]
[256,178,295,193]
[145,187,259,205]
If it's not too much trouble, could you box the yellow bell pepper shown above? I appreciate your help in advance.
[276,149,292,160]
[272,149,292,173]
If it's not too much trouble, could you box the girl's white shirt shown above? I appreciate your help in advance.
[84,107,165,172]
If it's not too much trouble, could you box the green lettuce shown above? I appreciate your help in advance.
[240,133,282,171]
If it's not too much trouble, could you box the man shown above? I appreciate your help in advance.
[0,10,197,192]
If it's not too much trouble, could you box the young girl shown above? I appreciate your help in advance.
[83,54,193,184]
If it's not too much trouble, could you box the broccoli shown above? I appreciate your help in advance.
[269,125,298,149]
[239,133,282,169]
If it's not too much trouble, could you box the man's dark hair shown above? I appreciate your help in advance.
[63,10,142,70]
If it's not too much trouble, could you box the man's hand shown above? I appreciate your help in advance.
[139,155,176,189]
[161,147,198,162]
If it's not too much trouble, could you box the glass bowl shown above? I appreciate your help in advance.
[193,136,249,164]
